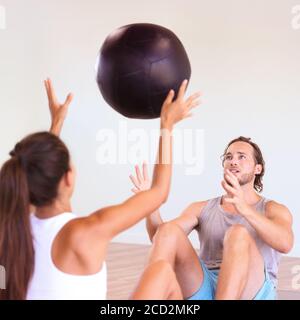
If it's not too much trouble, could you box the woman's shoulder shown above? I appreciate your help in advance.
[51,214,108,275]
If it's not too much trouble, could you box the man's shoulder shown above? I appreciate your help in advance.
[265,200,292,219]
[190,197,221,215]
[190,200,209,209]
[193,196,221,208]
[265,199,289,211]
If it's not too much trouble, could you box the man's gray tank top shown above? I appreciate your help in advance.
[196,196,281,287]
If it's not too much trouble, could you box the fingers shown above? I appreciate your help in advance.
[183,112,193,120]
[47,78,58,103]
[163,89,175,105]
[221,180,237,196]
[44,78,50,91]
[44,78,58,106]
[161,80,201,123]
[177,79,188,100]
[187,100,201,112]
[135,165,143,184]
[182,99,200,120]
[142,162,149,181]
[223,197,235,204]
[44,79,52,103]
[131,188,139,194]
[44,78,74,112]
[44,79,49,94]
[180,92,201,119]
[130,162,149,189]
[64,93,73,107]
[129,174,140,189]
[186,92,201,106]
[224,170,240,188]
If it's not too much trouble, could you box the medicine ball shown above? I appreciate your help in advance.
[96,23,191,119]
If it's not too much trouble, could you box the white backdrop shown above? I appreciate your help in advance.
[0,0,300,256]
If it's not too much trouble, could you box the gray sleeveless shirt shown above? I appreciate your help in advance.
[196,197,281,287]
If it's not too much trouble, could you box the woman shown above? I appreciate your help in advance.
[0,79,200,300]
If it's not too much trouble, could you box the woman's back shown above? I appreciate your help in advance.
[27,213,107,300]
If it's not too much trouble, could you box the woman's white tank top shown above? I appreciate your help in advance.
[27,212,107,300]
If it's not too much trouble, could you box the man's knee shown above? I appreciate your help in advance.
[223,224,252,250]
[157,222,182,236]
[153,222,184,243]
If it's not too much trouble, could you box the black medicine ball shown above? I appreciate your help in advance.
[96,23,191,119]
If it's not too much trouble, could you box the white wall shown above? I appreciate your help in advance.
[1,0,300,255]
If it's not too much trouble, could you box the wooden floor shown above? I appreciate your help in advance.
[106,242,300,300]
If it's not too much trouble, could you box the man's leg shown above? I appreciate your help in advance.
[131,260,183,299]
[146,222,204,298]
[215,224,265,300]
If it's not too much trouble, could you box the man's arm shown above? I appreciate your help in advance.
[146,209,163,242]
[222,169,294,254]
[129,163,164,241]
[147,201,207,242]
[241,201,293,254]
[129,163,207,241]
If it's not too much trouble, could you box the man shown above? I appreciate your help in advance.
[130,137,294,300]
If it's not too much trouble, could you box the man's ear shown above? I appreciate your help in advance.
[255,164,262,175]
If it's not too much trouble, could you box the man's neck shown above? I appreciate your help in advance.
[240,184,262,205]
[221,184,262,213]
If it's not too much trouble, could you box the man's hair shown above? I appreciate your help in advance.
[222,136,265,193]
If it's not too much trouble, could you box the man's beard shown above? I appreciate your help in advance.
[238,172,255,186]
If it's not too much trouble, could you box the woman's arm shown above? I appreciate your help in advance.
[44,78,73,136]
[86,80,201,240]
[49,79,200,274]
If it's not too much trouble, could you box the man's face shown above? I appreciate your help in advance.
[222,141,261,187]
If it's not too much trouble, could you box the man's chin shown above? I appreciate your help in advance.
[239,179,254,187]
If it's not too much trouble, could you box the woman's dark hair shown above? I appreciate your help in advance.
[222,136,265,193]
[0,132,70,299]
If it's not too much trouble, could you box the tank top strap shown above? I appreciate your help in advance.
[199,197,221,224]
[255,197,272,214]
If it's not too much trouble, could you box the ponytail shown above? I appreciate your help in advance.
[0,131,70,300]
[0,157,34,300]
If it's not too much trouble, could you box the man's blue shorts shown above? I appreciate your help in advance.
[187,260,276,300]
